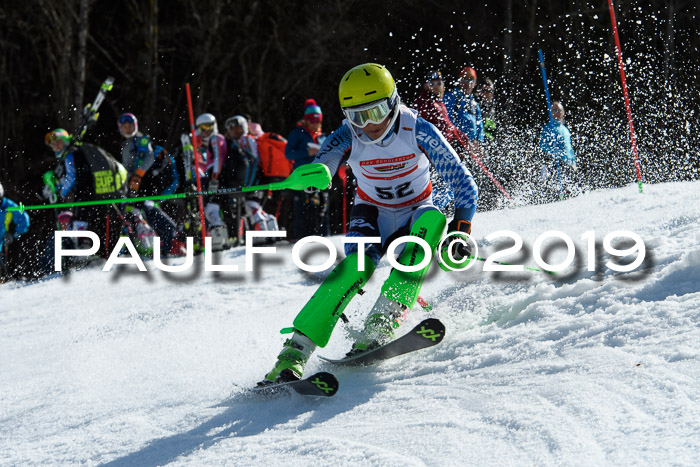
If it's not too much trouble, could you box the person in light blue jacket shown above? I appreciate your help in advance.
[539,101,577,199]
[0,182,30,253]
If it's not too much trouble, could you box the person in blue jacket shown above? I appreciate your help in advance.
[0,181,30,260]
[443,66,484,143]
[539,101,577,200]
[285,99,330,240]
[117,113,178,256]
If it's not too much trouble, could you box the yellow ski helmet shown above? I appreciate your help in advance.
[338,63,396,109]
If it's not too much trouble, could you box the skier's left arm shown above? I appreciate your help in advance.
[416,118,478,231]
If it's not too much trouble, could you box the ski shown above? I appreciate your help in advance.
[320,318,445,365]
[75,76,115,142]
[251,371,339,398]
[180,133,195,183]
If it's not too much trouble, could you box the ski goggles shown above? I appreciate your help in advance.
[44,130,70,145]
[198,123,214,132]
[343,95,396,128]
[118,114,135,124]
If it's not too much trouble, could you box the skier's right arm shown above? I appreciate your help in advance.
[314,124,352,176]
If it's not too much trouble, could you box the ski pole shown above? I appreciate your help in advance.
[607,0,644,193]
[538,50,554,123]
[8,164,333,213]
[538,50,565,201]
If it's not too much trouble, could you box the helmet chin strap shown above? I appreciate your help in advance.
[351,98,401,146]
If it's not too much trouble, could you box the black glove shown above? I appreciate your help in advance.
[446,219,473,260]
[447,218,471,235]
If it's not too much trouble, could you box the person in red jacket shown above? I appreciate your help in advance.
[412,70,460,145]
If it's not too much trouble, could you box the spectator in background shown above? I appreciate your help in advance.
[444,66,484,144]
[445,68,509,211]
[223,115,283,240]
[39,128,127,272]
[413,69,463,211]
[285,99,330,240]
[224,115,258,188]
[477,78,496,142]
[117,112,178,257]
[0,181,30,275]
[248,121,264,138]
[413,70,460,144]
[539,101,577,200]
[194,113,229,250]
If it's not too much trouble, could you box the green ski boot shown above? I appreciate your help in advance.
[348,294,406,356]
[263,332,316,383]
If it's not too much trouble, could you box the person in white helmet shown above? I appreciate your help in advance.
[117,112,178,257]
[194,113,229,251]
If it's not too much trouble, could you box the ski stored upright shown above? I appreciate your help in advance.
[75,76,115,143]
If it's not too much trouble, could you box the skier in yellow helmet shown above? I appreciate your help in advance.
[259,63,479,386]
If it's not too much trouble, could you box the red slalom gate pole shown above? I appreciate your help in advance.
[185,83,208,240]
[454,132,515,204]
[608,0,644,193]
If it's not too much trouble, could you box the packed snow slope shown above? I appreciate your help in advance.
[2,180,699,466]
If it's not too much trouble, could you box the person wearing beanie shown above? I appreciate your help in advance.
[285,98,330,240]
[443,66,484,143]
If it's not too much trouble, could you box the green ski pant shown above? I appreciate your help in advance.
[289,208,446,347]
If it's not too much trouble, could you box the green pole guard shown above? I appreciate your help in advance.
[243,163,331,193]
[381,209,447,307]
